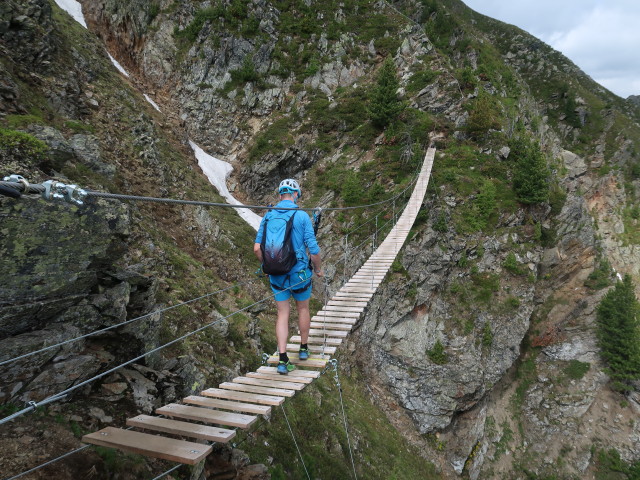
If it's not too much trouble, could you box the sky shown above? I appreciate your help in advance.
[462,0,640,98]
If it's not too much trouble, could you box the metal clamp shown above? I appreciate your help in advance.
[261,353,270,365]
[41,180,87,206]
[3,174,29,191]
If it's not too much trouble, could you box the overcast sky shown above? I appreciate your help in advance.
[462,0,640,99]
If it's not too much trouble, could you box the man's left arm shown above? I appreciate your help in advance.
[254,243,263,263]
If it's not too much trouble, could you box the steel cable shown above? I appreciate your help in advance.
[0,279,254,367]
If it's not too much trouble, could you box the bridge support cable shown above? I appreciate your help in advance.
[2,149,434,476]
[0,276,312,426]
[0,280,254,367]
[2,445,91,480]
[327,359,358,480]
[280,404,312,480]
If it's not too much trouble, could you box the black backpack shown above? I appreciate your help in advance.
[260,210,298,275]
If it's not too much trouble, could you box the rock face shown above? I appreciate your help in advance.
[356,221,538,434]
[0,194,159,403]
[3,0,640,478]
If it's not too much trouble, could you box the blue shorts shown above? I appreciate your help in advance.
[271,280,312,302]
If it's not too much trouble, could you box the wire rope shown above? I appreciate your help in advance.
[0,276,310,426]
[279,404,311,480]
[2,445,91,480]
[0,159,420,213]
[0,279,254,367]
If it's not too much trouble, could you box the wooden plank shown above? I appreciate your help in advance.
[257,366,321,378]
[322,305,365,313]
[290,335,342,345]
[345,282,380,288]
[157,404,257,429]
[232,376,306,391]
[327,300,369,307]
[183,395,271,416]
[285,343,337,354]
[201,387,284,406]
[126,414,236,443]
[332,294,372,301]
[315,310,360,318]
[219,382,297,397]
[310,315,357,324]
[309,328,349,337]
[310,322,352,331]
[267,355,328,367]
[82,427,211,465]
[246,371,313,384]
[339,287,376,293]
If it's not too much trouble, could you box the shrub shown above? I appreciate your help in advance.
[585,259,613,290]
[369,58,405,129]
[406,69,438,94]
[230,56,260,84]
[503,252,522,275]
[427,340,448,364]
[510,135,550,205]
[564,360,590,380]
[174,7,224,42]
[482,323,493,347]
[596,274,640,391]
[475,179,496,221]
[341,171,364,206]
[466,92,501,139]
[0,128,48,162]
[433,212,448,232]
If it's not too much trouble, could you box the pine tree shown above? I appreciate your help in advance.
[368,58,405,129]
[511,136,549,205]
[596,274,640,391]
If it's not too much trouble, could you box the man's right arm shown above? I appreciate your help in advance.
[310,253,323,277]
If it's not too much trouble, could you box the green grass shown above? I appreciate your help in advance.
[244,364,438,479]
[563,360,590,380]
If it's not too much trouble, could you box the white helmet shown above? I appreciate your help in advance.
[278,178,301,197]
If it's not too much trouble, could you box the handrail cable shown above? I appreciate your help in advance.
[0,160,420,213]
[0,276,311,426]
[0,279,254,367]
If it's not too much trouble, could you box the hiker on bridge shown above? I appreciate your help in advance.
[254,179,323,375]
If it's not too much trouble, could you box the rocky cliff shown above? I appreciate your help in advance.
[2,0,640,479]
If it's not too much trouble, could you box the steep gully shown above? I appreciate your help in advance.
[52,0,262,231]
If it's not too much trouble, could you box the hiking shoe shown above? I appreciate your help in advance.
[298,347,310,361]
[277,360,296,375]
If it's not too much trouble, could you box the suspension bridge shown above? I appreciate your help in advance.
[1,146,435,479]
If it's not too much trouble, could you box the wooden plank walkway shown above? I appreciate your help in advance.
[82,147,435,464]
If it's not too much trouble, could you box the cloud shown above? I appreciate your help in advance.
[462,1,640,98]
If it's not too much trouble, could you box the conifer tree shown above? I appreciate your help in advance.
[369,58,405,129]
[510,136,549,205]
[596,274,640,391]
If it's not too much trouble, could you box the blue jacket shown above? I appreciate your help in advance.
[255,200,320,287]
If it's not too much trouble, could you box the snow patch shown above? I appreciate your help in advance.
[107,53,130,77]
[143,94,162,112]
[189,141,262,231]
[53,0,87,28]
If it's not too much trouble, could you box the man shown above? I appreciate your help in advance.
[254,179,323,374]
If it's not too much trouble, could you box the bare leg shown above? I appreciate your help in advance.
[295,298,310,344]
[276,299,290,354]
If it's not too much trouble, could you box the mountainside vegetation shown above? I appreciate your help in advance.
[1,0,640,478]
